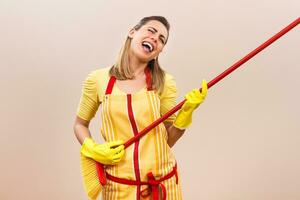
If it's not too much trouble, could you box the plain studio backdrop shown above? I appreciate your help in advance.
[0,0,299,199]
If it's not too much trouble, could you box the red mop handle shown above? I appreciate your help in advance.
[97,17,299,186]
[124,17,300,148]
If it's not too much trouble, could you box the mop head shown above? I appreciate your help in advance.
[80,153,102,200]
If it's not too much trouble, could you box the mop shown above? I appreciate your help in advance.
[81,17,300,200]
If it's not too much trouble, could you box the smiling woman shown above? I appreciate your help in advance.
[110,16,170,94]
[73,16,208,200]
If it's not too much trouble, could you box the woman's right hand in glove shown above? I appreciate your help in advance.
[80,138,125,165]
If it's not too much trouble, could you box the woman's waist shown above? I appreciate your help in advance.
[105,159,176,181]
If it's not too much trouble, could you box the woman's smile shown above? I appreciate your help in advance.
[141,41,154,53]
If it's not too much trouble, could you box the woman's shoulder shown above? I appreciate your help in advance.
[163,71,176,89]
[83,66,112,101]
[164,72,175,83]
[158,71,177,98]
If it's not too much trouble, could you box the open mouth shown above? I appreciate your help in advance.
[142,41,154,53]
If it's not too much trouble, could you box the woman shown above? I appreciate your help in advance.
[74,16,208,200]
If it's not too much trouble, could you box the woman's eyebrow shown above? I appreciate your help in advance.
[149,26,166,40]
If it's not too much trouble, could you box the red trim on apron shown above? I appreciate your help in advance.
[127,94,142,199]
[144,66,152,90]
[105,76,116,95]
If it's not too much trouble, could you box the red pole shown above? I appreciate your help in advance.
[124,17,300,148]
[96,18,299,186]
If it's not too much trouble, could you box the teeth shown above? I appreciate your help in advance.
[142,42,153,52]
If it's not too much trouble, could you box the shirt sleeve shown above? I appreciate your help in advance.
[76,70,101,121]
[160,73,178,123]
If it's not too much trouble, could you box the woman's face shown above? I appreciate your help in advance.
[128,20,168,63]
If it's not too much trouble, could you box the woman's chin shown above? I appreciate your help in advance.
[135,52,153,63]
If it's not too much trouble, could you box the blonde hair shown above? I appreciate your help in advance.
[109,16,170,94]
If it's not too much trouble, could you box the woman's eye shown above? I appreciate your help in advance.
[160,38,165,44]
[148,29,155,33]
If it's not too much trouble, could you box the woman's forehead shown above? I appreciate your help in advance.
[143,20,168,37]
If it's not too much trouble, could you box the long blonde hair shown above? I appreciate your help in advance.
[109,16,170,94]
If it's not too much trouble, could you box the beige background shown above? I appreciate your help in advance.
[0,0,299,199]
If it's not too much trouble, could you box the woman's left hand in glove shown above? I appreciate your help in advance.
[173,79,208,129]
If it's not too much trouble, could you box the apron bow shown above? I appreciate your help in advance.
[140,172,167,200]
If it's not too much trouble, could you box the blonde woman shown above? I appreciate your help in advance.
[74,16,208,200]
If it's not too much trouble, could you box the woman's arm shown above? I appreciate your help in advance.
[74,70,101,145]
[73,116,92,145]
[165,80,208,147]
[74,116,125,164]
[164,122,186,148]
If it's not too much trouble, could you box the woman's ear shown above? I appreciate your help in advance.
[128,28,135,39]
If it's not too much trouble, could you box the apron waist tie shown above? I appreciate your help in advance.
[105,164,178,200]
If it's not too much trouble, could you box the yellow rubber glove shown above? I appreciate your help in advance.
[173,79,208,129]
[80,138,125,165]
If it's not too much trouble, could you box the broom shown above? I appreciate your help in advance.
[80,17,300,200]
[80,154,102,200]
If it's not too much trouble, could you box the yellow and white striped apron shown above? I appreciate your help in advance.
[100,69,183,200]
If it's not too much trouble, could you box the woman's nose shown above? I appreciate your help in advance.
[150,34,158,43]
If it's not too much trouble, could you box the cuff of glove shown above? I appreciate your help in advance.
[80,137,95,156]
[172,109,193,130]
[172,123,187,130]
[173,121,192,130]
[82,137,94,146]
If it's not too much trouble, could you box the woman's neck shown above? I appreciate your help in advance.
[129,53,148,78]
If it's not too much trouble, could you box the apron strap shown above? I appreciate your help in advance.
[144,66,153,91]
[105,76,116,95]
